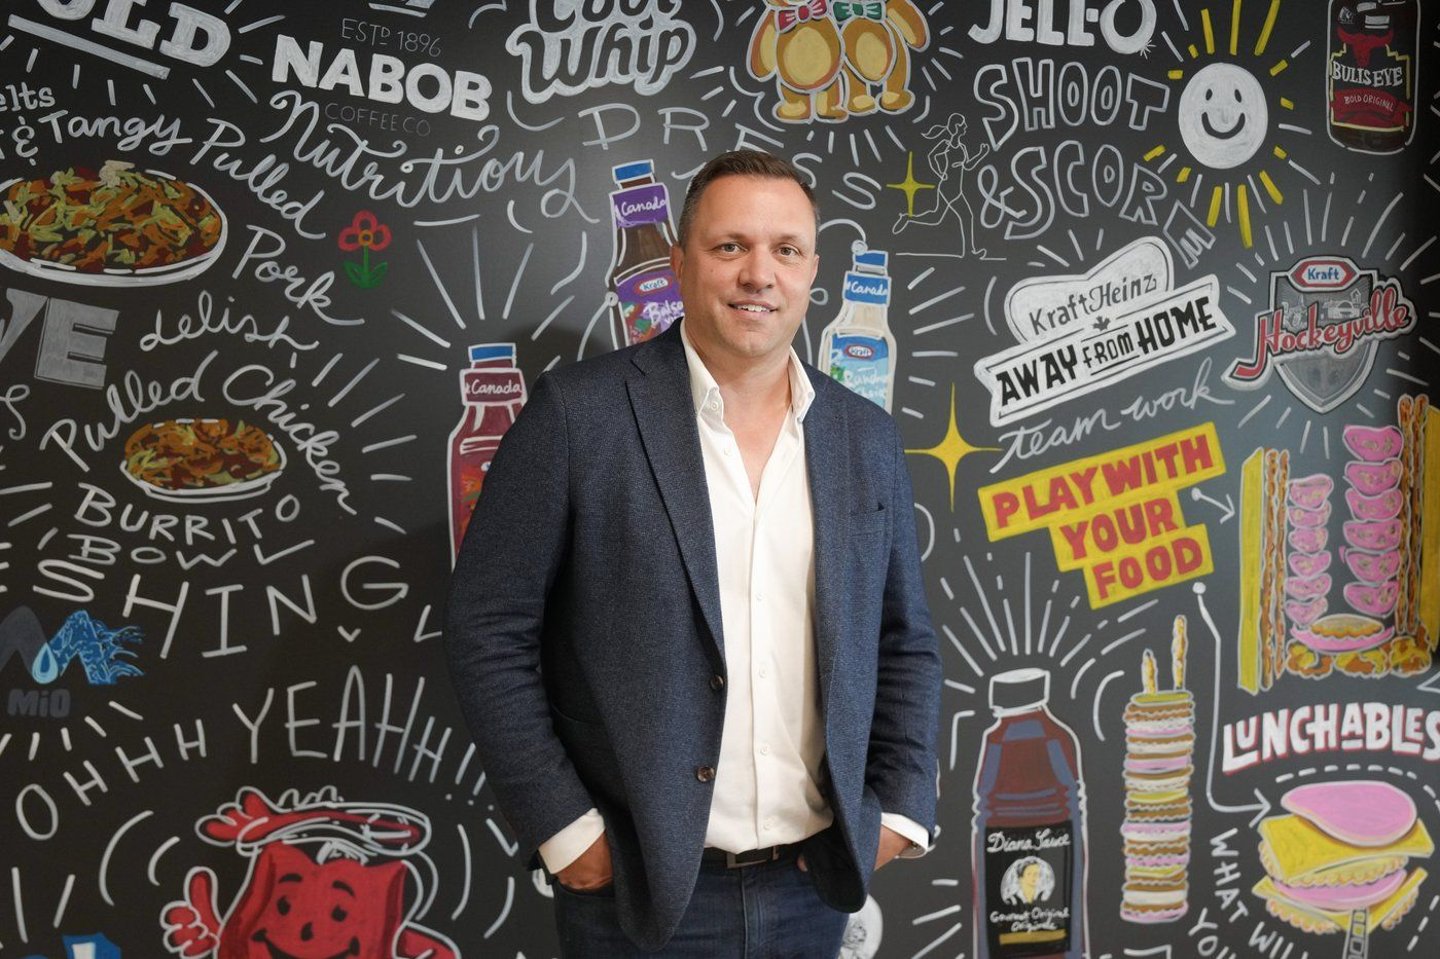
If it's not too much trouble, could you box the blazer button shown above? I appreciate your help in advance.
[710,674,725,691]
[695,765,716,783]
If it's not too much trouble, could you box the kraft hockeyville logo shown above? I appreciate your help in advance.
[1224,257,1415,413]
[1226,284,1413,380]
[1291,259,1357,289]
[1,607,143,719]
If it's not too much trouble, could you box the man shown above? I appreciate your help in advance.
[445,150,941,956]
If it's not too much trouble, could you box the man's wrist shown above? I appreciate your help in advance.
[539,808,605,874]
[880,812,932,859]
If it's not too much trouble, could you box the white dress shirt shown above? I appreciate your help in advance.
[538,326,928,871]
[687,324,829,852]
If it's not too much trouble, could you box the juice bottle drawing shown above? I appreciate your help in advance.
[448,343,526,561]
[972,668,1089,959]
[607,159,684,349]
[817,244,896,410]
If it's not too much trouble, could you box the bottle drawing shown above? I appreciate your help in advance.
[817,243,897,411]
[448,343,526,561]
[607,159,684,349]
[1328,0,1418,153]
[973,668,1089,959]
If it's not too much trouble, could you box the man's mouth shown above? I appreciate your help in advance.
[731,303,774,314]
[251,930,360,959]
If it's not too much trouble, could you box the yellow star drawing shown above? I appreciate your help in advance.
[886,151,934,218]
[906,385,997,511]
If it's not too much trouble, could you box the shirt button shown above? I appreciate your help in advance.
[759,743,771,756]
[757,666,768,679]
[763,816,776,831]
[695,765,716,783]
[710,674,725,691]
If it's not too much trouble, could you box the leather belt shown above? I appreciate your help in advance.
[701,844,798,868]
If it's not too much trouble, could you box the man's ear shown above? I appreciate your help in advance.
[669,243,684,282]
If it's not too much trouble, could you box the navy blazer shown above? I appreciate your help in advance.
[445,322,941,950]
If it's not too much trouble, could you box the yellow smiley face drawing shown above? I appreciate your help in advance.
[1177,63,1268,170]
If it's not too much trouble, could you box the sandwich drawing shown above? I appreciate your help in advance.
[1253,780,1432,936]
[1237,393,1436,691]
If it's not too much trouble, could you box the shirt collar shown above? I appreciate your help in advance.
[679,321,816,423]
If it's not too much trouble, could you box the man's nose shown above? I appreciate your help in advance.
[736,249,775,290]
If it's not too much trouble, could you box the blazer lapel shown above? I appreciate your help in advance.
[628,328,726,666]
[803,372,849,705]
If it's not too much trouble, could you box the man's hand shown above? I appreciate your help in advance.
[555,832,613,892]
[873,824,913,871]
[798,825,915,873]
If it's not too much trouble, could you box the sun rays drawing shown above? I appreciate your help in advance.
[1144,0,1313,251]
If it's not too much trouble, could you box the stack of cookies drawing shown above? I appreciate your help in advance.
[1120,617,1195,923]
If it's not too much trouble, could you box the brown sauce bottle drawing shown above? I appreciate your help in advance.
[607,160,684,348]
[973,668,1089,959]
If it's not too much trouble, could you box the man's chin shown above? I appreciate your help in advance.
[720,335,788,362]
[688,319,799,370]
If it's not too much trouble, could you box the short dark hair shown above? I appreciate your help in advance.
[675,150,819,247]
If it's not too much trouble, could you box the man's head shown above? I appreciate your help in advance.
[676,150,819,248]
[670,150,821,375]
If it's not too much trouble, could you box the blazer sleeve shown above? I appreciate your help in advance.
[444,371,596,859]
[865,423,942,838]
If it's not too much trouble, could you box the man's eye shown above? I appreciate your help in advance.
[718,242,741,253]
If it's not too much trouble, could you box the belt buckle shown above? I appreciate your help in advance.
[726,846,779,869]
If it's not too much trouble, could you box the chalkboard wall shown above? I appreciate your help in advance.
[2,1,1437,956]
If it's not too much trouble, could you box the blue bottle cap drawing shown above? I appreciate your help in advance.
[854,249,889,273]
[468,344,515,364]
[613,160,655,183]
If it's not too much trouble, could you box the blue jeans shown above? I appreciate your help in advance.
[552,852,848,957]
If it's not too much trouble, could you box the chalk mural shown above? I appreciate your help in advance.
[1237,394,1434,691]
[0,2,1435,956]
[1251,779,1432,940]
[746,0,930,123]
[1119,619,1195,925]
[161,787,459,959]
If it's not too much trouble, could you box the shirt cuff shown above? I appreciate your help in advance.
[880,812,932,860]
[538,808,606,874]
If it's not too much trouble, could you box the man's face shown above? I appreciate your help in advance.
[670,174,819,371]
